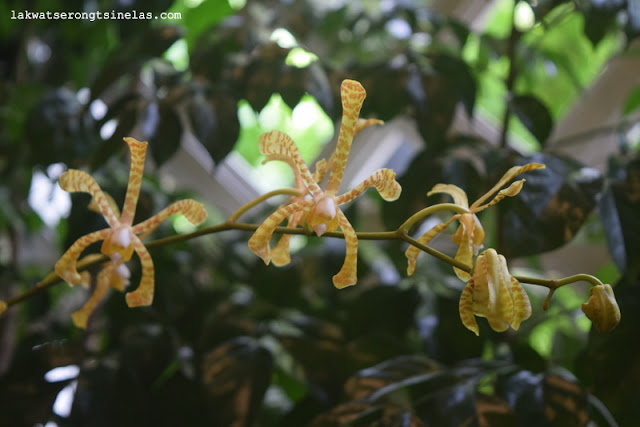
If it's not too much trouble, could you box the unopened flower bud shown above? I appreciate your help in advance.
[582,284,620,333]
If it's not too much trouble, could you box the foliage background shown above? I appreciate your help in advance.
[1,0,640,425]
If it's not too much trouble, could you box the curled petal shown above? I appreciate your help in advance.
[88,192,120,218]
[71,263,114,329]
[56,229,111,286]
[335,168,402,205]
[405,219,454,276]
[473,179,525,214]
[473,163,545,208]
[271,208,307,266]
[332,210,358,288]
[125,236,155,307]
[510,277,532,330]
[459,280,479,336]
[59,170,119,227]
[325,80,367,195]
[120,137,148,226]
[249,198,316,265]
[582,284,621,333]
[133,199,207,236]
[313,158,329,184]
[428,184,469,209]
[355,118,384,135]
[259,130,323,198]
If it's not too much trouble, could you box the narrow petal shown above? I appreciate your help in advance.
[125,236,155,307]
[55,229,111,285]
[271,208,306,266]
[484,253,514,332]
[71,264,114,329]
[313,158,329,184]
[459,280,479,336]
[334,168,402,205]
[354,118,384,135]
[59,170,120,227]
[428,184,469,208]
[473,179,525,214]
[88,191,120,218]
[510,277,531,330]
[259,130,324,198]
[452,227,473,282]
[120,138,148,226]
[405,219,453,276]
[325,80,367,195]
[473,163,545,208]
[332,210,358,288]
[248,198,316,265]
[132,199,207,236]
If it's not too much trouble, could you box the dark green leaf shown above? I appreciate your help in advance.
[148,105,182,166]
[598,157,640,276]
[500,153,603,258]
[511,94,553,145]
[432,54,477,118]
[201,337,273,427]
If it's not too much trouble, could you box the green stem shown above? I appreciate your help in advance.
[397,203,470,234]
[226,188,302,223]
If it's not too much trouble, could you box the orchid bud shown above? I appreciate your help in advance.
[582,284,620,333]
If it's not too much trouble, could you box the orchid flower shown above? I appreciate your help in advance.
[582,284,621,333]
[405,163,545,280]
[459,249,532,335]
[248,79,402,288]
[55,137,207,313]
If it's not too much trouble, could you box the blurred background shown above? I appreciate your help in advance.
[1,0,640,425]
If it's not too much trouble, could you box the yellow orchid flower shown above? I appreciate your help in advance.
[459,249,532,335]
[405,163,545,280]
[248,79,402,288]
[582,284,621,333]
[55,137,207,312]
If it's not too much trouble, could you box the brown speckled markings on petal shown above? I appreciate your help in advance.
[125,236,155,307]
[325,80,367,195]
[332,210,359,288]
[55,229,111,285]
[335,168,402,205]
[459,280,479,336]
[71,263,115,329]
[510,276,531,330]
[405,217,456,276]
[58,170,120,228]
[120,138,148,226]
[133,199,207,236]
[248,198,316,265]
[259,130,324,198]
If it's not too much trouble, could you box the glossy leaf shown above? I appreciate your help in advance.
[511,94,553,146]
[499,153,603,258]
[201,337,273,427]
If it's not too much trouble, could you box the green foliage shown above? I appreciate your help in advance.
[1,0,639,425]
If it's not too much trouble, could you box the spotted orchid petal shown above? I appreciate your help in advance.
[124,235,155,307]
[71,263,115,329]
[459,280,479,335]
[334,168,402,205]
[58,170,120,228]
[459,249,531,335]
[332,210,358,288]
[405,218,455,276]
[259,130,324,197]
[427,184,470,209]
[249,198,317,264]
[55,229,112,285]
[510,276,532,330]
[119,137,148,226]
[132,199,207,236]
[472,163,546,209]
[325,80,368,196]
